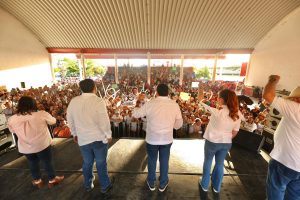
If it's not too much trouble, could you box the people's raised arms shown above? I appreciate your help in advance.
[197,83,205,101]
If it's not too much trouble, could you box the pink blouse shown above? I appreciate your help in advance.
[8,111,56,154]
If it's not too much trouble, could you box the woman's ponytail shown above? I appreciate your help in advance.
[219,89,239,121]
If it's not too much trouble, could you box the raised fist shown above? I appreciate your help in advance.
[268,75,280,84]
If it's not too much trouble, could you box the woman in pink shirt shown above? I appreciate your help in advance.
[8,96,64,189]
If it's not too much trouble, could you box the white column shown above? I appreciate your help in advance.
[81,54,86,79]
[147,52,151,85]
[48,53,55,83]
[212,54,218,82]
[219,62,223,80]
[114,54,119,84]
[179,55,184,86]
[79,54,84,80]
[78,53,86,80]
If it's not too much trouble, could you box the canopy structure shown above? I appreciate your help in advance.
[1,0,299,51]
[1,0,300,89]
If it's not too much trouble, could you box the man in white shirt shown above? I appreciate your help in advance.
[133,83,183,192]
[67,79,113,194]
[263,75,300,200]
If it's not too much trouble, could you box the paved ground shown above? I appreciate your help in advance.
[0,138,269,200]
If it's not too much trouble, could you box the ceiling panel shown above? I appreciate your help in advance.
[0,0,299,49]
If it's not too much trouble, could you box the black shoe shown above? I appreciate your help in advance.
[146,180,155,191]
[211,185,220,200]
[101,177,115,194]
[199,183,208,200]
[158,180,169,192]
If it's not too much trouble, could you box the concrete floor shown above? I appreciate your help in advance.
[0,138,269,200]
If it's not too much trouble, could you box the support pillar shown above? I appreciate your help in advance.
[147,52,151,85]
[212,54,218,82]
[179,55,184,86]
[79,53,86,80]
[48,53,55,83]
[114,54,119,84]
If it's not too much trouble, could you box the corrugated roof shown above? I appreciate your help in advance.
[1,0,299,49]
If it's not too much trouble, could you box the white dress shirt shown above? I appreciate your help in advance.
[133,96,183,145]
[67,93,112,146]
[270,97,300,172]
[200,102,242,143]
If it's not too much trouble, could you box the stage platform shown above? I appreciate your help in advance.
[0,138,269,199]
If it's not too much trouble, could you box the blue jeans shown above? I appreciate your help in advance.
[79,141,111,192]
[267,159,300,200]
[146,143,172,187]
[25,145,55,180]
[200,140,231,192]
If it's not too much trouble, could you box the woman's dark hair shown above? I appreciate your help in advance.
[219,89,239,121]
[17,96,38,115]
[157,83,169,96]
[79,79,95,93]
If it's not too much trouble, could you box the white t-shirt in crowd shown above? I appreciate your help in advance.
[200,102,242,143]
[133,96,183,145]
[243,122,257,132]
[270,97,300,172]
[130,121,137,132]
[125,115,133,125]
[111,114,123,127]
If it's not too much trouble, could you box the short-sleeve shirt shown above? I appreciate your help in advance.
[270,97,300,172]
[200,103,242,143]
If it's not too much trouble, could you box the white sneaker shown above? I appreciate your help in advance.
[159,180,169,192]
[147,180,155,191]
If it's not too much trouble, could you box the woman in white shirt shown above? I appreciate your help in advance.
[198,88,242,199]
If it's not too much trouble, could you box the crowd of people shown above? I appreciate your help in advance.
[0,67,273,140]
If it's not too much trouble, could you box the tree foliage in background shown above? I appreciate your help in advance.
[194,66,211,80]
[85,59,107,77]
[54,58,107,78]
[65,58,80,77]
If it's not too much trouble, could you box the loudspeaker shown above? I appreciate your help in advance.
[269,107,282,118]
[20,82,26,88]
[266,116,281,130]
[0,128,16,153]
[261,128,274,153]
[233,129,265,154]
